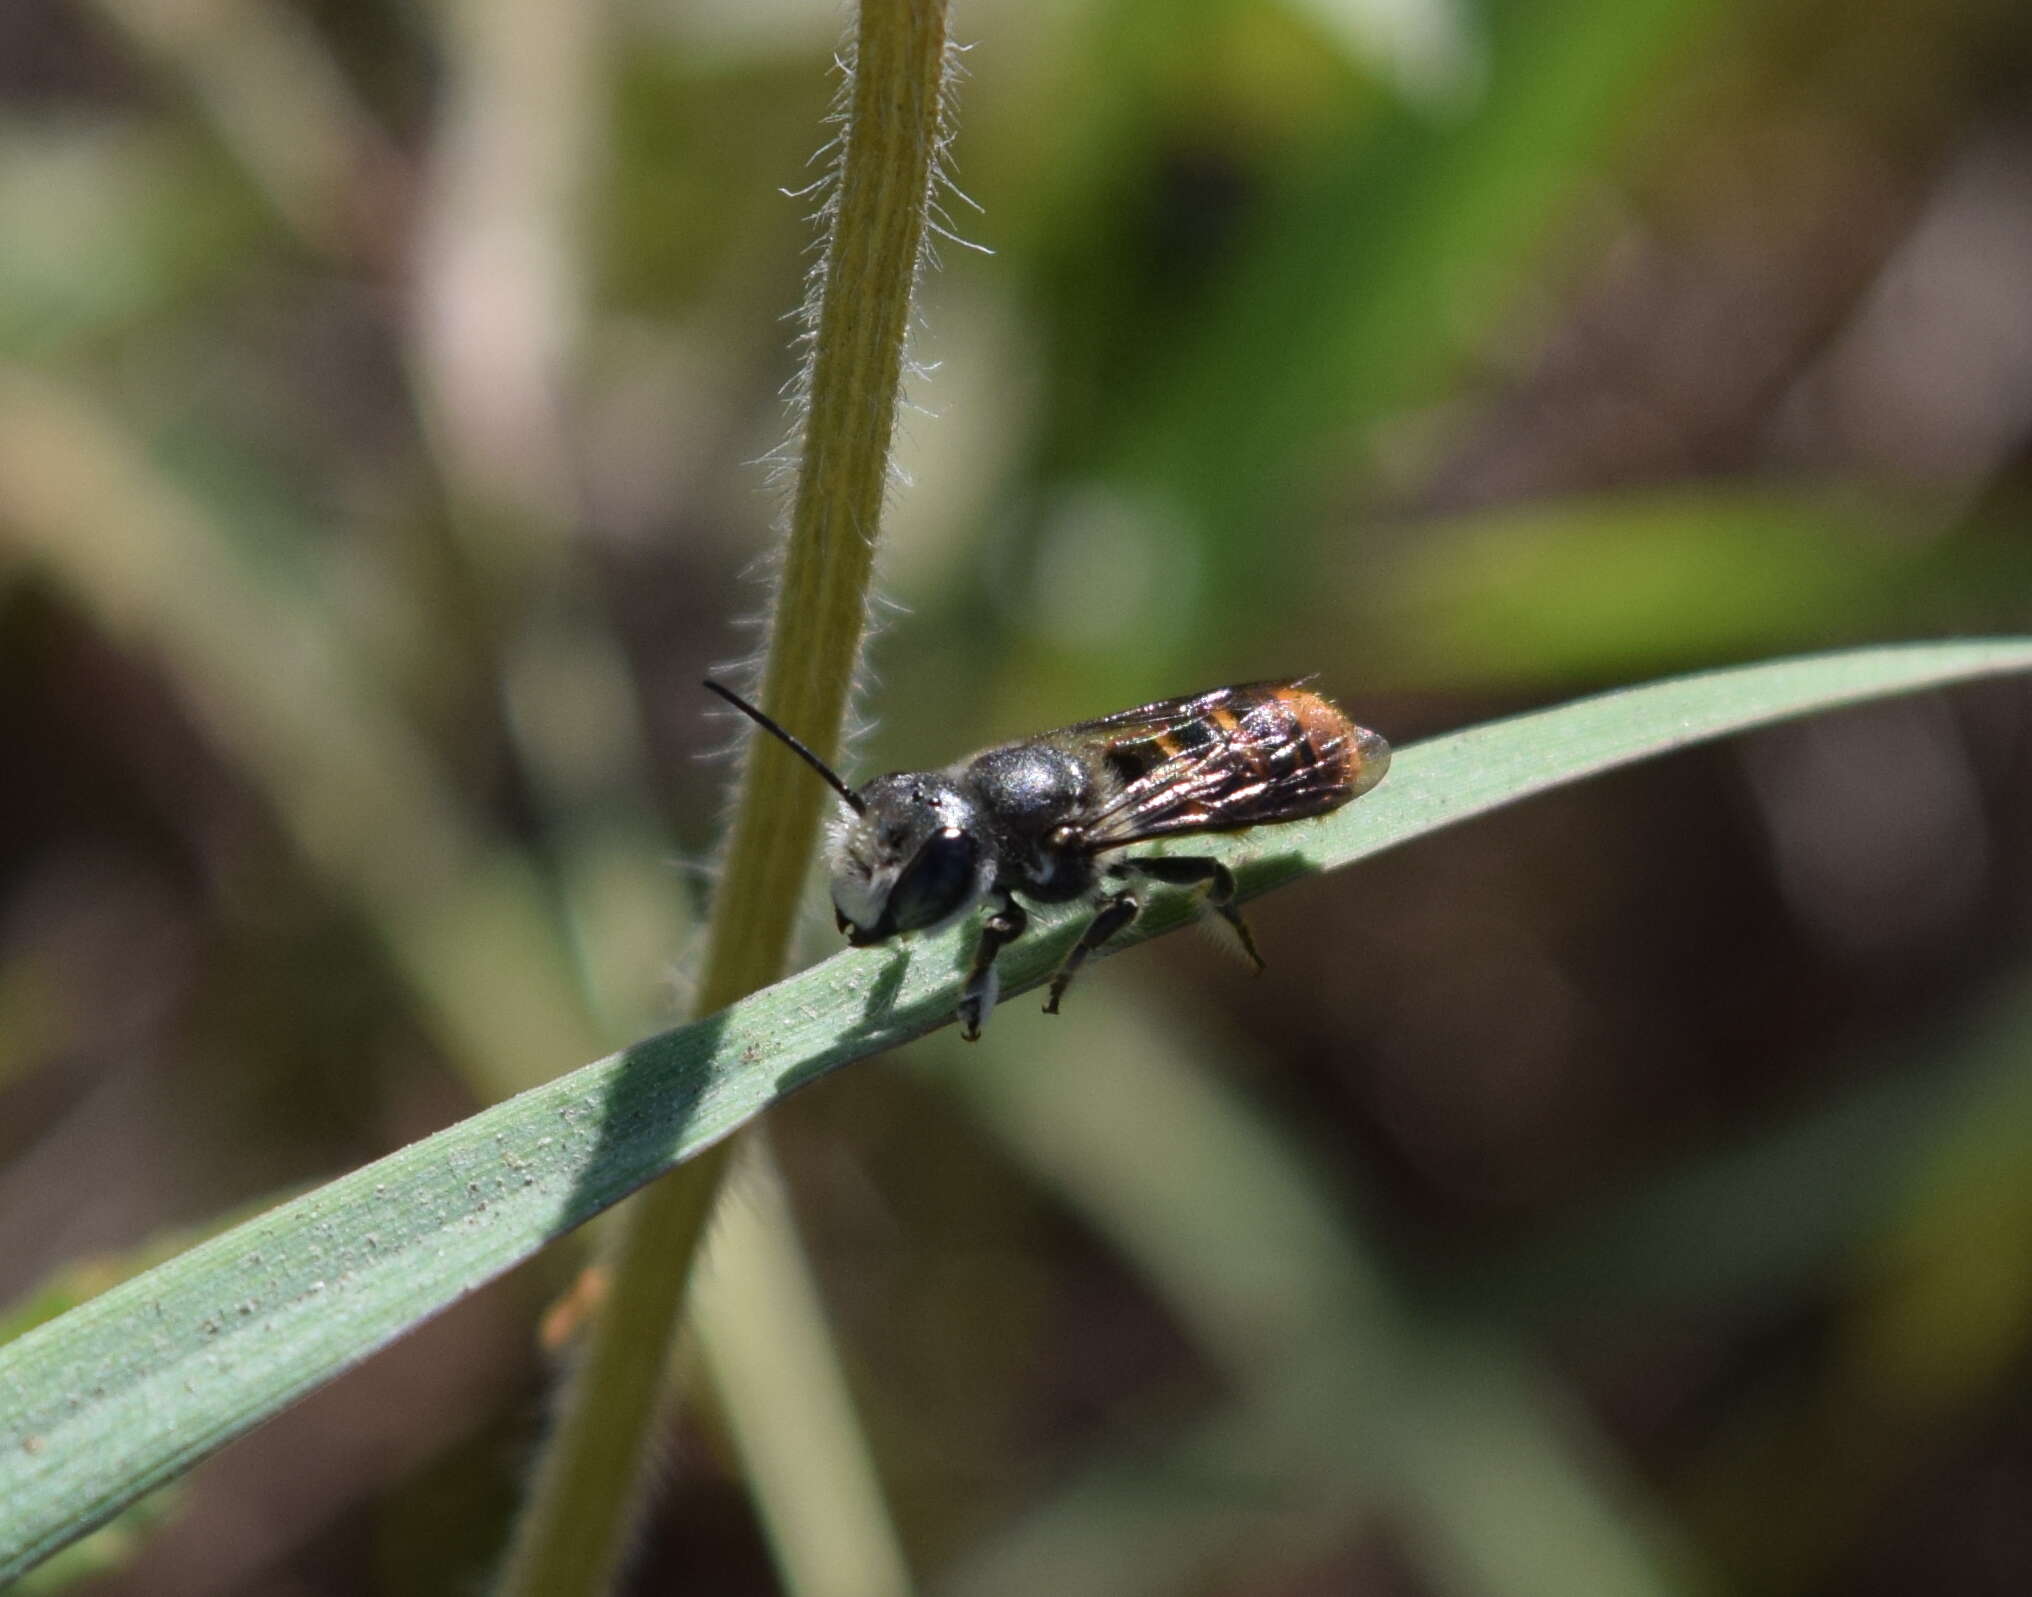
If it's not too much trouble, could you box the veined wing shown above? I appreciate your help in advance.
[1059,681,1379,849]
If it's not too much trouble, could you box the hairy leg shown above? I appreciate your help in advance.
[1120,855,1262,970]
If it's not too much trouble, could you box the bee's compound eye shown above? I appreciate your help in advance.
[888,826,981,934]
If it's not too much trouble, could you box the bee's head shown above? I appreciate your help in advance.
[701,681,992,949]
[830,774,990,945]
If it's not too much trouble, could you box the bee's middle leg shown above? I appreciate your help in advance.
[1121,855,1262,971]
[1043,886,1140,1015]
[959,891,1028,1041]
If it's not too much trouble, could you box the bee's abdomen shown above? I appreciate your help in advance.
[1214,685,1386,806]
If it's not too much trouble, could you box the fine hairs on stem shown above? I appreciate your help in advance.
[491,7,957,1597]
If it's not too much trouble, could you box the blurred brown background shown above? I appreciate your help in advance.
[4,0,2032,1593]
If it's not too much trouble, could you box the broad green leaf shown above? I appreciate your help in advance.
[3,638,2030,1581]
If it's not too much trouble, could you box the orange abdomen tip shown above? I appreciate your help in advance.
[1277,685,1390,804]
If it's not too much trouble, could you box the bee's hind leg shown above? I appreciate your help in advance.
[958,891,1028,1041]
[1120,856,1262,972]
[1044,886,1140,1016]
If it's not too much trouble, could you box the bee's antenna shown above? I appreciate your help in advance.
[703,680,866,815]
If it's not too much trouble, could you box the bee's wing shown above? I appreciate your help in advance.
[1060,681,1356,849]
[1052,684,1250,742]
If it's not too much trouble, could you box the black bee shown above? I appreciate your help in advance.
[704,679,1390,1038]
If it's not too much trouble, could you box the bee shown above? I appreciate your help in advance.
[704,679,1390,1038]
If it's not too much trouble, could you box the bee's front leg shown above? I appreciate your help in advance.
[958,891,1028,1041]
[1122,855,1263,971]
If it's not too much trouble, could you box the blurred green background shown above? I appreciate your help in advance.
[4,0,2032,1592]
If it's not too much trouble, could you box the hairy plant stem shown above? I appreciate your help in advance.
[491,5,949,1594]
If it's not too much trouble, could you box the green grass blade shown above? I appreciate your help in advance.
[3,638,2030,1580]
